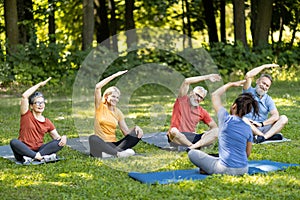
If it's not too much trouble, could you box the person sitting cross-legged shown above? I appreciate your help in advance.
[188,80,258,175]
[243,64,288,143]
[89,70,143,158]
[167,74,221,150]
[10,77,67,164]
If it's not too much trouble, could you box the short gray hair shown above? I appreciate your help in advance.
[29,92,44,104]
[193,86,207,97]
[260,74,273,82]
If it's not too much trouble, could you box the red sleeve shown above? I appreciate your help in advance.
[200,107,213,125]
[45,118,56,132]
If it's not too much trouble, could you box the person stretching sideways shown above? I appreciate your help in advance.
[167,74,221,150]
[89,70,143,158]
[243,64,288,143]
[188,80,259,175]
[10,77,67,164]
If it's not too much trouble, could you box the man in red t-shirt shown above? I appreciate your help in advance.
[168,74,221,149]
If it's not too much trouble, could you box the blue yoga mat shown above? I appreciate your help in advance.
[0,145,64,165]
[128,160,299,184]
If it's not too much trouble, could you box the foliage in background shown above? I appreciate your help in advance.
[207,41,300,81]
[1,40,299,96]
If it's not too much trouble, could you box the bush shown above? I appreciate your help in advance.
[207,42,300,81]
[0,41,299,92]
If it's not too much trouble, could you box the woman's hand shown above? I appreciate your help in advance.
[115,70,128,77]
[134,126,143,139]
[58,135,67,146]
[40,77,52,87]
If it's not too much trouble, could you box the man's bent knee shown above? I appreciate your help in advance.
[279,115,288,125]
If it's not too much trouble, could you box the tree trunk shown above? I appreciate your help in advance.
[184,0,192,47]
[251,0,273,47]
[4,0,19,54]
[48,0,56,43]
[289,8,299,48]
[16,0,34,44]
[181,0,186,47]
[95,0,110,48]
[109,0,118,52]
[220,0,226,43]
[278,17,283,43]
[233,0,247,47]
[83,0,94,50]
[125,0,137,48]
[202,0,219,44]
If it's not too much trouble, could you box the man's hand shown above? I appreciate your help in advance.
[207,74,222,82]
[260,64,279,69]
[249,119,263,127]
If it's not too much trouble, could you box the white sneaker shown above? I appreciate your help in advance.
[102,152,114,158]
[117,149,135,158]
[23,156,33,164]
[43,153,57,162]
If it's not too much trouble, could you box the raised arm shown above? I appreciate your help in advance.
[243,64,279,90]
[20,77,51,115]
[94,70,128,108]
[178,74,221,97]
[212,80,246,113]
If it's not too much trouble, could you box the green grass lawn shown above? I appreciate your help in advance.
[0,81,299,200]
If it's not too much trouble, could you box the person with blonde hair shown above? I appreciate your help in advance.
[89,70,143,158]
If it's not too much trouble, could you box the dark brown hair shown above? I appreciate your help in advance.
[234,93,259,118]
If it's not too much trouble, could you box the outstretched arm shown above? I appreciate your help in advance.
[20,77,51,115]
[212,80,246,113]
[178,74,221,97]
[243,64,279,90]
[94,70,128,108]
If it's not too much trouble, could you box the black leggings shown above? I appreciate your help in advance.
[89,131,140,158]
[10,139,63,162]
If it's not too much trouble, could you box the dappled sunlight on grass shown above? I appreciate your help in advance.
[58,172,93,180]
[100,150,181,173]
[7,173,45,187]
[243,173,300,186]
[1,81,300,199]
[273,97,298,107]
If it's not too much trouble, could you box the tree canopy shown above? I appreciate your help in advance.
[0,0,299,86]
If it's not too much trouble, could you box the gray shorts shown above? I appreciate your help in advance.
[258,124,272,134]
